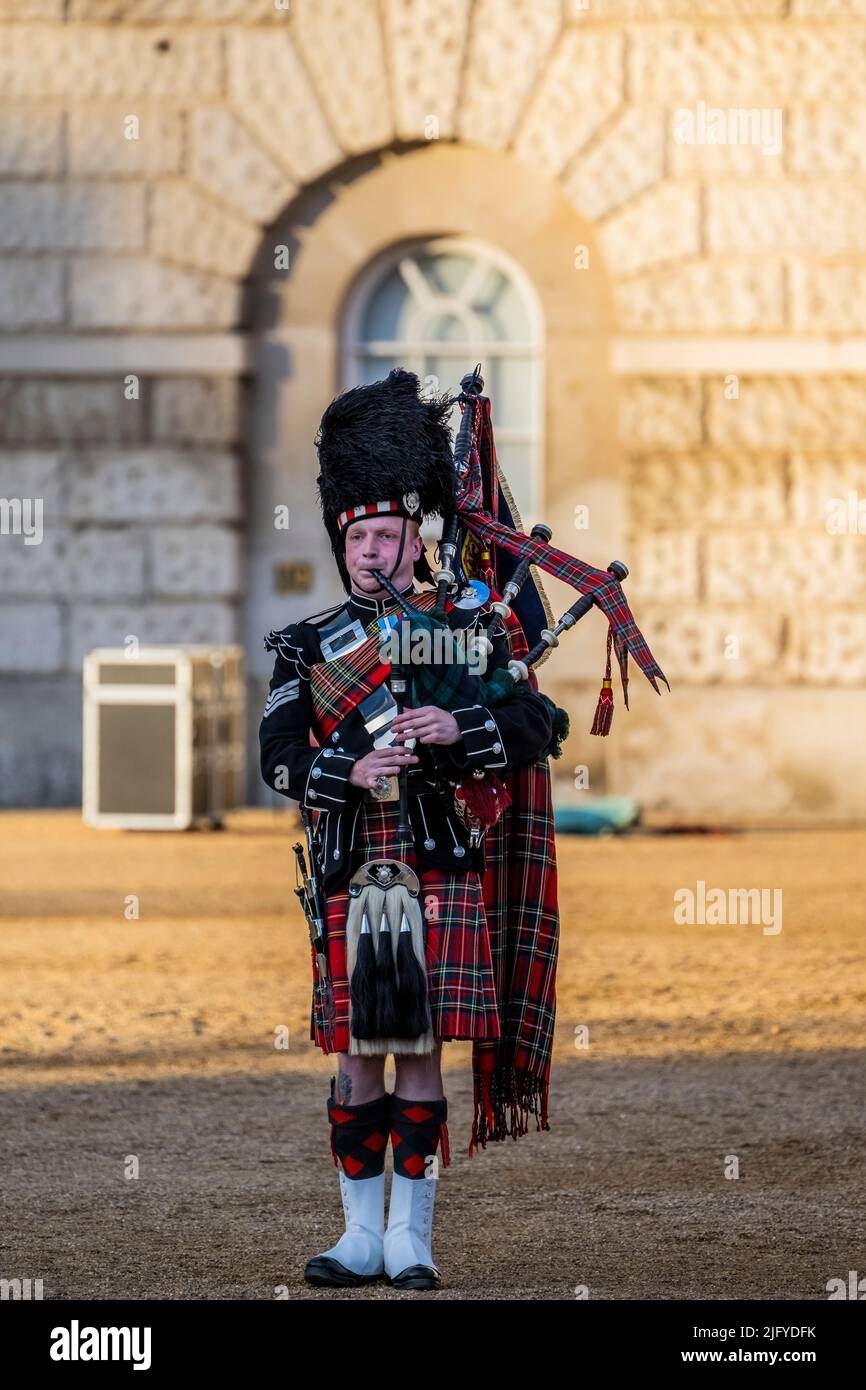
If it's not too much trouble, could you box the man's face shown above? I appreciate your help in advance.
[343,515,423,595]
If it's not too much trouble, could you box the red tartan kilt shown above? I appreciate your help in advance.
[309,798,502,1053]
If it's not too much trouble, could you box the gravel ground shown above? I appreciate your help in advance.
[1,809,864,1300]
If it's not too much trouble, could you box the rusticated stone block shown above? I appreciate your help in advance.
[615,259,786,332]
[457,0,561,152]
[0,27,224,101]
[791,262,866,334]
[151,524,241,598]
[384,0,469,142]
[70,1,285,17]
[151,181,259,279]
[629,24,866,101]
[565,106,665,222]
[514,27,623,178]
[619,378,703,452]
[0,450,63,511]
[152,379,240,446]
[67,449,241,522]
[0,381,143,444]
[706,532,866,602]
[0,0,63,12]
[227,31,341,182]
[708,183,866,255]
[633,607,786,683]
[614,687,866,820]
[790,610,866,684]
[68,600,236,671]
[0,183,145,252]
[70,259,240,329]
[627,533,700,603]
[0,603,63,673]
[0,258,63,329]
[790,105,866,176]
[790,453,866,530]
[791,1,866,15]
[0,523,64,597]
[707,378,866,450]
[669,119,786,176]
[0,107,62,175]
[600,183,700,277]
[293,0,394,154]
[189,108,296,225]
[68,107,184,177]
[1,0,63,11]
[627,453,787,529]
[66,526,146,598]
[589,1,785,13]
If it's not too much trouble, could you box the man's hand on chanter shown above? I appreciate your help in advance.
[391,705,461,746]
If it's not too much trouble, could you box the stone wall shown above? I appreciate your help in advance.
[0,0,864,817]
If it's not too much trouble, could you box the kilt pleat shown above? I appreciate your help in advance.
[309,798,502,1053]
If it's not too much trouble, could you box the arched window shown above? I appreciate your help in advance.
[342,236,544,537]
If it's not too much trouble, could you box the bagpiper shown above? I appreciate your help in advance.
[260,366,669,1291]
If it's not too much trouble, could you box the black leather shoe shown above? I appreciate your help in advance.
[304,1255,382,1287]
[384,1263,442,1290]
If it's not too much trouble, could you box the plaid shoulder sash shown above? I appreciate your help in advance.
[309,589,442,740]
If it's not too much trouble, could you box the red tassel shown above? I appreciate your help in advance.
[590,678,614,736]
[329,1125,339,1168]
[456,771,512,829]
[591,627,615,736]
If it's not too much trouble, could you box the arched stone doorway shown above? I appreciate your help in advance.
[246,142,622,805]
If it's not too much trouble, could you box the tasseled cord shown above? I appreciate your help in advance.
[456,770,512,828]
[438,1120,451,1169]
[590,628,615,737]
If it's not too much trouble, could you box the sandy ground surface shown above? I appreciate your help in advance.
[1,808,864,1300]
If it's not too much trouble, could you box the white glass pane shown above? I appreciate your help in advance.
[356,354,400,384]
[361,266,411,340]
[471,264,530,341]
[416,250,474,296]
[425,313,469,343]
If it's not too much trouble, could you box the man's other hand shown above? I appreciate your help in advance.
[348,746,419,790]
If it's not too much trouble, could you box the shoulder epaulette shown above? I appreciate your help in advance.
[263,597,349,670]
[262,622,312,677]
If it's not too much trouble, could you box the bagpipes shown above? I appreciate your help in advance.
[371,362,670,844]
[319,363,670,1056]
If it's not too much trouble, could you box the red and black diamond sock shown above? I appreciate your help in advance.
[389,1092,451,1176]
[327,1082,390,1180]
